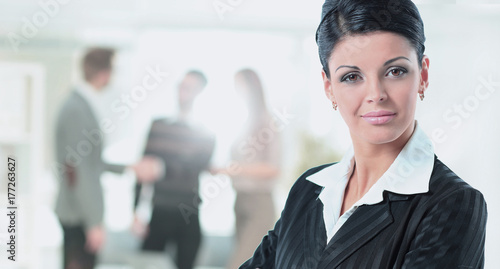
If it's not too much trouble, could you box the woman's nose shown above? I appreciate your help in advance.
[366,79,387,103]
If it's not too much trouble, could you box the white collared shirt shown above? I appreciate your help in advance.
[306,122,435,243]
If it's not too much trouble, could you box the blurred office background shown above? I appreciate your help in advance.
[0,0,499,268]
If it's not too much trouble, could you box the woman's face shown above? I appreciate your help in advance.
[234,74,254,110]
[322,31,429,146]
[234,74,248,99]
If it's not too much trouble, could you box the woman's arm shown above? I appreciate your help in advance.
[213,162,279,180]
[239,163,280,179]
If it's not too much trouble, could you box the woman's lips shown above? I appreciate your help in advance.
[361,110,396,125]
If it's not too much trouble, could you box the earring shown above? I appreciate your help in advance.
[419,92,425,101]
[332,102,338,110]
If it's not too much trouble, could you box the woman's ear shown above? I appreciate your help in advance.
[322,69,336,103]
[419,55,430,94]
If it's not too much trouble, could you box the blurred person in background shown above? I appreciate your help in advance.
[239,0,487,268]
[54,47,162,269]
[134,70,215,269]
[212,68,281,269]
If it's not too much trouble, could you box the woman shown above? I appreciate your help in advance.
[240,0,487,268]
[216,69,281,269]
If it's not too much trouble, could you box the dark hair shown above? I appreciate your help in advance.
[186,70,208,87]
[82,47,115,81]
[316,0,426,78]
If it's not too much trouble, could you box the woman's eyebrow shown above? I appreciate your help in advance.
[384,56,411,66]
[334,56,411,73]
[335,65,360,73]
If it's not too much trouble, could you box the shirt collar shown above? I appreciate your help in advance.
[306,121,434,205]
[75,81,100,101]
[75,81,105,120]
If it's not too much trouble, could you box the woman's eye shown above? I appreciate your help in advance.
[341,73,361,82]
[387,67,407,77]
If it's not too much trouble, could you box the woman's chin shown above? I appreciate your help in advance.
[355,129,406,145]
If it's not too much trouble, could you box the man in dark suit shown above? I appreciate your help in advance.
[54,48,161,269]
[134,70,215,269]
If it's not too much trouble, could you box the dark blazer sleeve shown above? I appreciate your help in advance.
[402,187,487,268]
[239,219,281,268]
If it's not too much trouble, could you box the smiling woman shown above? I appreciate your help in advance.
[239,0,487,268]
[324,32,428,149]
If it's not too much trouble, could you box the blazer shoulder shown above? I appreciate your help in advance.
[55,91,97,136]
[306,162,337,176]
[276,163,338,224]
[151,117,170,126]
[428,157,486,205]
[58,91,91,119]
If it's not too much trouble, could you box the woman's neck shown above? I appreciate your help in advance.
[349,122,416,198]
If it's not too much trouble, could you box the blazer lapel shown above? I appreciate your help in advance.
[303,195,327,267]
[318,199,394,268]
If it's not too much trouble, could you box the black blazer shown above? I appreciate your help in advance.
[240,156,487,269]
